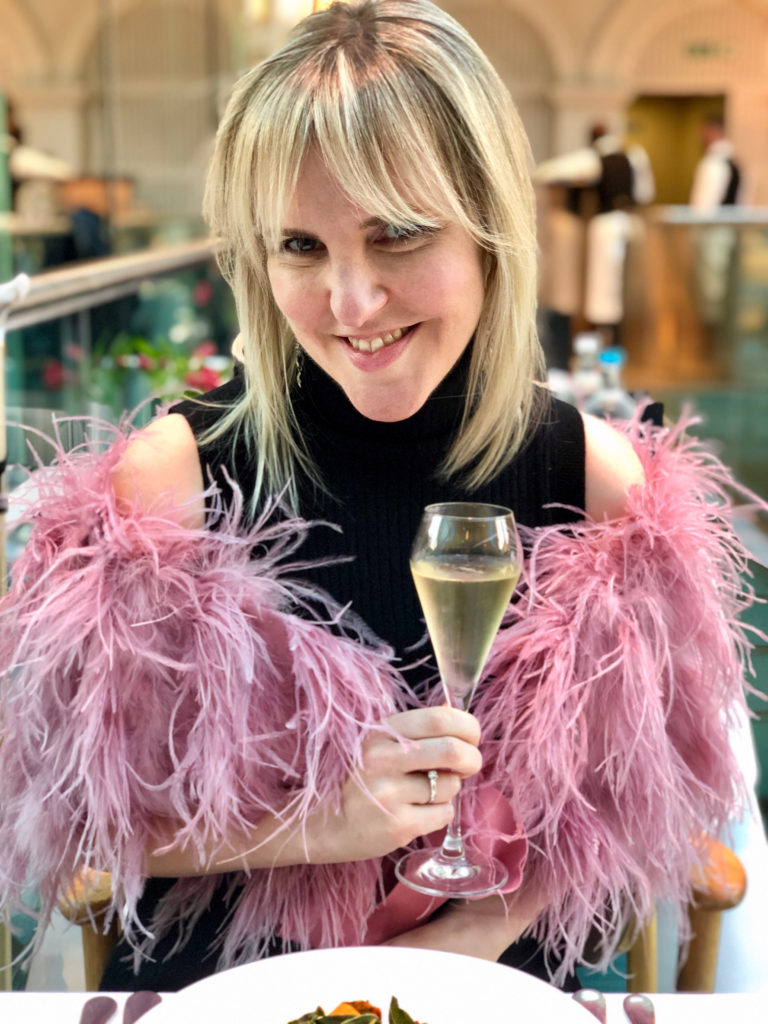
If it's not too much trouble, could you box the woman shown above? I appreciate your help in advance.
[0,0,754,993]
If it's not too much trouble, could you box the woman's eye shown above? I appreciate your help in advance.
[377,223,436,245]
[281,235,320,254]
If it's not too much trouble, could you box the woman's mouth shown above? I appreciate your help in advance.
[346,324,414,352]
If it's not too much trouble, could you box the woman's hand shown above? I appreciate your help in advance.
[146,704,481,876]
[305,704,483,863]
[380,880,550,961]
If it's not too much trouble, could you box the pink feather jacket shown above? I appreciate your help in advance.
[0,412,761,980]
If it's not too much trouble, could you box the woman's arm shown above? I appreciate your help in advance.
[111,413,206,528]
[380,415,645,964]
[113,420,482,877]
[582,411,645,520]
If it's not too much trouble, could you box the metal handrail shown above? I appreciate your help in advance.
[1,237,219,331]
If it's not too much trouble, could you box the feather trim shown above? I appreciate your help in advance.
[0,428,405,967]
[0,411,764,983]
[477,410,764,981]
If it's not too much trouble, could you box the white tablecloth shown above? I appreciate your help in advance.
[1,990,766,1023]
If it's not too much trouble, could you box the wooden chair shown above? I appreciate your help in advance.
[58,867,120,991]
[62,837,746,993]
[625,835,747,992]
[0,923,12,991]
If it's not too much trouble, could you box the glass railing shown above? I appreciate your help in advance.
[1,238,235,586]
[618,206,768,506]
[0,237,238,989]
[622,206,768,817]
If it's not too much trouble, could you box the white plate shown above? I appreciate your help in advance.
[142,946,589,1023]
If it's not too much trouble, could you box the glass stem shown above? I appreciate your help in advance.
[439,787,468,862]
[436,684,475,863]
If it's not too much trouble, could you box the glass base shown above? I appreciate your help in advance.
[394,846,508,898]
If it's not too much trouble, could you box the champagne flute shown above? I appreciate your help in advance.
[395,501,521,897]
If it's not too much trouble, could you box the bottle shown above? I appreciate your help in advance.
[584,346,637,420]
[570,332,603,408]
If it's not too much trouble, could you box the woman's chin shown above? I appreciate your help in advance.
[346,385,428,423]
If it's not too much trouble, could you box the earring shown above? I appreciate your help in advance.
[294,342,304,388]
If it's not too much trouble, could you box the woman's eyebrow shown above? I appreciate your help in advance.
[279,218,388,236]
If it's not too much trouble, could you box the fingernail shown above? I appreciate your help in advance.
[623,993,656,1024]
[79,996,118,1024]
[572,988,607,1024]
[123,990,163,1024]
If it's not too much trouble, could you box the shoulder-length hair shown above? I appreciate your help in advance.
[202,0,545,508]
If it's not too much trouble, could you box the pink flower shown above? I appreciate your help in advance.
[192,340,217,360]
[185,366,222,392]
[43,360,65,391]
[193,279,213,307]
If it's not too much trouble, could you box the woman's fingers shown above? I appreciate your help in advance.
[317,706,481,862]
[364,707,482,779]
[385,705,481,745]
[394,735,482,778]
[405,768,462,807]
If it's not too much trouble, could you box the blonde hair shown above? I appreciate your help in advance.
[203,0,545,507]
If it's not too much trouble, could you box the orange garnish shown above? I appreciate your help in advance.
[329,1000,383,1018]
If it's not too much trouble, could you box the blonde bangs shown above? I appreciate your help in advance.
[202,0,547,508]
[243,54,472,255]
[314,66,466,232]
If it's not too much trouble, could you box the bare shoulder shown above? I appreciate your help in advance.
[582,412,645,521]
[111,413,205,528]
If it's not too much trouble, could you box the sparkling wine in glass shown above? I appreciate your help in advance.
[395,502,521,897]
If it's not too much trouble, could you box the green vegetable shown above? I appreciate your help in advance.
[388,997,417,1024]
[287,995,422,1024]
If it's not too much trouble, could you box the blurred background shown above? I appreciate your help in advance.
[3,0,767,461]
[1,0,767,992]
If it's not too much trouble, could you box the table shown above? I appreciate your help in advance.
[1,990,766,1023]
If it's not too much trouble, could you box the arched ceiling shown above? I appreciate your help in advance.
[440,0,575,80]
[588,0,768,83]
[0,0,49,90]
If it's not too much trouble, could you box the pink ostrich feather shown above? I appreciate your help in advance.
[0,427,405,968]
[476,410,764,980]
[0,409,764,982]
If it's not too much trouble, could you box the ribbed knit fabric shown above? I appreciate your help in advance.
[174,346,585,692]
[97,354,589,991]
[97,351,586,992]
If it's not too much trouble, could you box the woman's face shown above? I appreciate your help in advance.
[266,150,485,421]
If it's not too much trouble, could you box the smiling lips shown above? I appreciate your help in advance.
[346,325,411,352]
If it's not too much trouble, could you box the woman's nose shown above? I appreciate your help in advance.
[328,258,388,329]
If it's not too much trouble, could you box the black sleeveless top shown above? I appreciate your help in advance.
[173,346,585,692]
[101,347,587,993]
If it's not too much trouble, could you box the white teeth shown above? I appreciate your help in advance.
[348,326,406,352]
